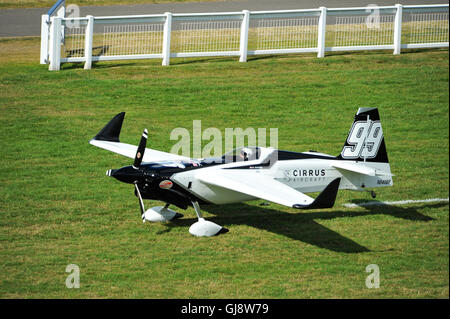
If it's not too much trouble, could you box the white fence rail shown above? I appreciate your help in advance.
[41,3,449,71]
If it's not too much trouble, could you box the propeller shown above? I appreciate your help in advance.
[133,129,148,169]
[106,128,152,222]
[132,128,148,222]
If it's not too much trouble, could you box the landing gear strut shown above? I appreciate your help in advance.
[189,201,229,237]
[135,183,183,222]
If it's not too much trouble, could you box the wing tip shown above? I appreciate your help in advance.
[293,178,341,210]
[92,112,126,143]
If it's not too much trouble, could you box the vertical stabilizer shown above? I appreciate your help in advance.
[337,108,389,163]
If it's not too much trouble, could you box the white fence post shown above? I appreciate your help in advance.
[84,15,94,70]
[317,7,327,58]
[393,4,403,55]
[40,14,50,64]
[49,17,62,71]
[56,1,66,44]
[162,12,172,66]
[239,10,250,62]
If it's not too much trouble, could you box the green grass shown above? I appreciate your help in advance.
[0,37,448,298]
[0,0,218,9]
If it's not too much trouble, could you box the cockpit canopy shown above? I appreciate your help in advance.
[200,146,276,166]
[222,146,261,162]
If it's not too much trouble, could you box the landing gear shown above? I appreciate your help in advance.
[362,184,376,199]
[189,201,229,237]
[134,184,183,223]
[143,204,184,222]
[363,189,376,199]
[134,184,227,236]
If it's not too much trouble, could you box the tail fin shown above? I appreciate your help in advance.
[337,108,389,163]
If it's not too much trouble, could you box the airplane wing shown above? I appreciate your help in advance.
[89,139,189,162]
[89,112,190,163]
[196,169,341,209]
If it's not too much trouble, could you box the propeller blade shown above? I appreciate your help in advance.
[133,129,148,169]
[134,183,146,223]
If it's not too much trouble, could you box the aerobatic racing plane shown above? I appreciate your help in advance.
[90,108,393,236]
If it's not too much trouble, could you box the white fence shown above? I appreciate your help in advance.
[40,3,449,71]
[40,0,65,65]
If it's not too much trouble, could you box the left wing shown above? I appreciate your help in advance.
[196,169,340,209]
[89,112,190,163]
[90,139,189,163]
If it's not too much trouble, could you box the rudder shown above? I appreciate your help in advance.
[337,108,389,163]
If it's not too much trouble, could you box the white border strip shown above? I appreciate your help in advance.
[343,198,449,208]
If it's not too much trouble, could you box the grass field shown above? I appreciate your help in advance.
[0,37,448,298]
[0,0,217,9]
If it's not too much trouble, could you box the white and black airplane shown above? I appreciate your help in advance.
[90,108,393,237]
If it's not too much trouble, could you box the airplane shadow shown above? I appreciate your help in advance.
[343,199,437,222]
[158,200,441,254]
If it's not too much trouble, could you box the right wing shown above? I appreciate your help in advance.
[196,169,341,209]
[89,112,190,163]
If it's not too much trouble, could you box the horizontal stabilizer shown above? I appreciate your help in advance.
[293,178,341,210]
[331,161,393,177]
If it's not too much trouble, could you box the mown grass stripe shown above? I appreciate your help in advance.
[343,198,449,208]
